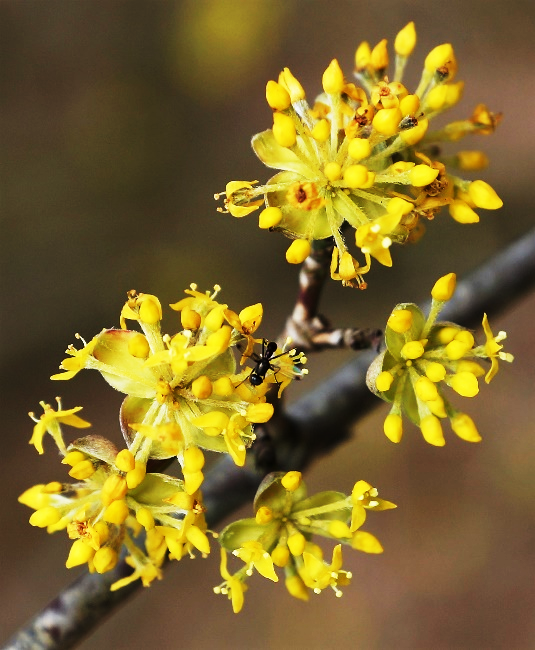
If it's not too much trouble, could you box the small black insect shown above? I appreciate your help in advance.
[248,339,288,387]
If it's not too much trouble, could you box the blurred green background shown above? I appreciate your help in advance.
[1,1,534,648]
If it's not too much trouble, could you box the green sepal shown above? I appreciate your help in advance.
[218,518,280,553]
[401,373,419,425]
[129,472,184,506]
[68,435,119,466]
[195,346,236,381]
[93,329,156,399]
[291,491,349,522]
[252,129,314,176]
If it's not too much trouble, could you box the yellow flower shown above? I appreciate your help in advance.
[28,398,91,455]
[217,23,502,286]
[233,541,279,582]
[50,333,100,380]
[479,313,514,383]
[214,549,248,614]
[299,545,351,596]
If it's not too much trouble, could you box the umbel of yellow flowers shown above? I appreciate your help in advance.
[48,284,306,491]
[214,471,395,613]
[217,22,502,287]
[367,273,514,446]
[19,431,211,592]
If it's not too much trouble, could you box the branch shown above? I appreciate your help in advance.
[6,228,535,650]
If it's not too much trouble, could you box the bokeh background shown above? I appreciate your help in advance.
[2,1,534,648]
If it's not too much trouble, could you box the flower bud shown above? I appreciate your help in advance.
[420,415,445,446]
[451,413,482,442]
[414,376,439,402]
[181,307,201,330]
[456,151,489,171]
[259,206,283,229]
[348,137,371,161]
[394,22,417,57]
[387,308,413,332]
[425,362,446,382]
[343,164,369,188]
[372,107,402,136]
[191,375,212,399]
[184,446,205,473]
[136,507,155,530]
[401,341,425,360]
[285,574,309,601]
[324,161,342,181]
[29,506,62,528]
[256,506,273,525]
[66,539,95,568]
[399,93,420,116]
[370,39,389,70]
[93,547,119,574]
[139,297,161,325]
[287,532,306,556]
[127,333,150,359]
[410,165,439,187]
[266,80,291,111]
[383,413,403,443]
[281,471,302,492]
[449,372,479,398]
[449,201,480,224]
[311,119,330,142]
[376,371,394,392]
[272,112,296,148]
[355,41,371,70]
[126,461,146,489]
[69,459,95,480]
[115,449,135,472]
[400,118,428,145]
[103,499,129,525]
[286,239,311,264]
[322,59,345,94]
[431,272,456,301]
[424,43,454,72]
[272,545,290,568]
[278,67,305,102]
[468,180,503,210]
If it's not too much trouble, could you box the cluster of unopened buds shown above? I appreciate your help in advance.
[217,21,502,288]
[368,273,513,446]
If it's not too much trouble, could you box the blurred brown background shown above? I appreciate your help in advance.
[1,1,534,648]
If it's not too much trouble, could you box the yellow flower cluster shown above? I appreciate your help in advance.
[50,285,306,485]
[367,273,514,446]
[214,471,395,612]
[20,429,210,591]
[217,22,502,287]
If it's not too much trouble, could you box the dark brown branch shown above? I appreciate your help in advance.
[5,228,535,650]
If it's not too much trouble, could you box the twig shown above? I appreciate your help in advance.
[5,228,535,650]
[282,239,382,352]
